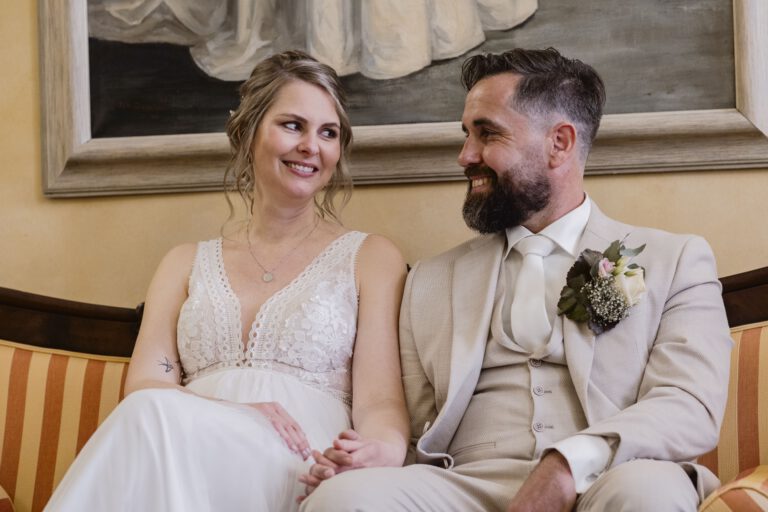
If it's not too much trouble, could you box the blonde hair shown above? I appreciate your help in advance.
[224,50,353,223]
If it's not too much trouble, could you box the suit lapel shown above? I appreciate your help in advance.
[427,235,504,447]
[563,316,596,420]
[563,202,628,423]
[449,236,503,400]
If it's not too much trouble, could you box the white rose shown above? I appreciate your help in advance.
[613,269,646,306]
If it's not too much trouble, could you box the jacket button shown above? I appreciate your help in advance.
[529,358,542,367]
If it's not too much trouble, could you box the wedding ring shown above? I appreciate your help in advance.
[301,448,311,458]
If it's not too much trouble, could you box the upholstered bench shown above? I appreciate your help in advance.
[0,341,129,512]
[698,266,768,511]
[0,286,139,512]
[0,266,767,512]
[698,321,768,511]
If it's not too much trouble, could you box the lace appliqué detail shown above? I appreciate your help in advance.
[177,232,366,406]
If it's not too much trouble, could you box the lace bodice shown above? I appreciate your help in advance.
[177,231,367,405]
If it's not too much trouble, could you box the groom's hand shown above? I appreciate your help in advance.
[507,451,576,512]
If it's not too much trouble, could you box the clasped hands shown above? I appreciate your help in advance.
[249,403,392,501]
[298,429,395,502]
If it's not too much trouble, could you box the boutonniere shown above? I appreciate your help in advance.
[557,238,646,335]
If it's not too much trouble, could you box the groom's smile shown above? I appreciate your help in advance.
[464,165,497,195]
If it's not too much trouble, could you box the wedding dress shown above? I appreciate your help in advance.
[45,231,367,511]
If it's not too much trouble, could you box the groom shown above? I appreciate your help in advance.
[302,48,732,511]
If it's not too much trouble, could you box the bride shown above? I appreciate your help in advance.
[46,51,409,511]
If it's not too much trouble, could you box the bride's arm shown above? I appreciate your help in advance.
[326,235,410,468]
[123,243,196,395]
[300,235,408,498]
[124,243,312,459]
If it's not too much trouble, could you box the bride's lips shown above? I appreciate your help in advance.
[283,160,318,176]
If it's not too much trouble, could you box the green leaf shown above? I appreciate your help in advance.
[581,249,604,268]
[557,296,577,314]
[570,303,590,323]
[566,254,592,282]
[603,240,622,262]
[620,243,646,258]
[568,274,587,291]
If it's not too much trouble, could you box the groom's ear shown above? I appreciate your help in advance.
[547,122,577,168]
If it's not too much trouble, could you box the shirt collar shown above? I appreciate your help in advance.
[504,194,591,259]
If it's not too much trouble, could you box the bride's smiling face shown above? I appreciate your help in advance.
[250,80,342,205]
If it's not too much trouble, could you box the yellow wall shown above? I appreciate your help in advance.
[1,0,766,307]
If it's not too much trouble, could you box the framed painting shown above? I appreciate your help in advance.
[39,0,768,197]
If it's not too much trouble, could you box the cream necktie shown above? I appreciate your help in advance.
[511,235,556,353]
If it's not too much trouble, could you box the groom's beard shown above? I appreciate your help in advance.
[462,164,551,234]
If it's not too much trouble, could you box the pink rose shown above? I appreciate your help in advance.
[597,258,615,278]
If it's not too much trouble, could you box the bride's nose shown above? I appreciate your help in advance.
[297,133,319,156]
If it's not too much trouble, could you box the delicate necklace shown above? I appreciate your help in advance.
[245,218,320,283]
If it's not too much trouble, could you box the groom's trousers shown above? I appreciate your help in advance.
[300,457,699,511]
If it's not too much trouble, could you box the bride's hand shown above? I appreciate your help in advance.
[297,450,339,502]
[248,402,311,460]
[297,430,365,501]
[297,429,401,501]
[317,429,401,473]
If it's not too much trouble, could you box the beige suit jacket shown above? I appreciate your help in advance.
[400,202,732,487]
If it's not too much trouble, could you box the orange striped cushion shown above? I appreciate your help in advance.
[0,483,14,512]
[698,321,768,484]
[699,465,768,511]
[0,339,129,512]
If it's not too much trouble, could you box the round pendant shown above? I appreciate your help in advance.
[262,272,274,283]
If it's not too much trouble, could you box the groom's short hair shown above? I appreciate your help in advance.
[461,48,606,158]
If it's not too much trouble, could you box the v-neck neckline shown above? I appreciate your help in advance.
[216,231,357,349]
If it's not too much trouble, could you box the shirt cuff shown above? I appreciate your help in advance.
[548,435,613,494]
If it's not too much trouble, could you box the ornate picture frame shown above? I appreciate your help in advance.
[40,1,768,197]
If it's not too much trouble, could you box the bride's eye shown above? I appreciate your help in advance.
[320,127,339,139]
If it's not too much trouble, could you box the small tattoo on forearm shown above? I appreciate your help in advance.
[158,356,175,373]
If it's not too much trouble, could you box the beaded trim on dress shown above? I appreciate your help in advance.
[176,231,367,406]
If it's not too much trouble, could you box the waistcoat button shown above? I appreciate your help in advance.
[533,385,545,396]
[533,422,544,432]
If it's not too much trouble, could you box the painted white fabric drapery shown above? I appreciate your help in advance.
[88,0,538,80]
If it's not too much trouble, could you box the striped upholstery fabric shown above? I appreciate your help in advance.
[700,466,768,511]
[0,339,129,512]
[697,321,768,512]
[699,321,768,483]
[0,483,14,512]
